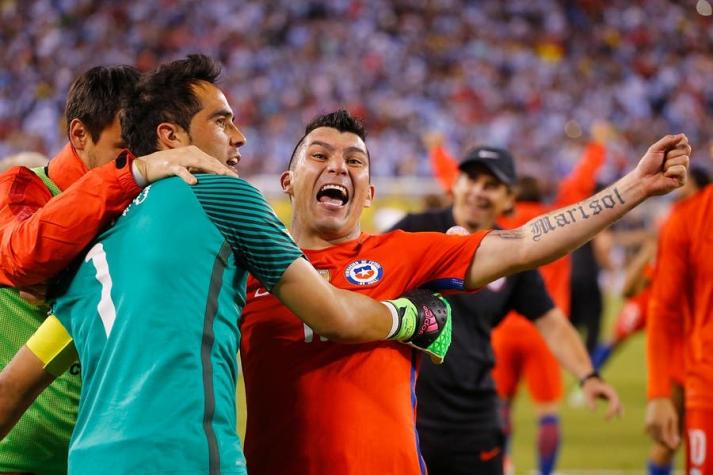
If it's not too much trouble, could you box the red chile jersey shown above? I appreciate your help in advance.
[240,229,488,475]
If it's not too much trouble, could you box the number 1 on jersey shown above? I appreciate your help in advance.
[86,243,117,337]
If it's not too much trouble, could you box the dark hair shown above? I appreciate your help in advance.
[690,165,711,189]
[515,175,543,202]
[122,54,222,156]
[287,109,369,171]
[65,65,140,142]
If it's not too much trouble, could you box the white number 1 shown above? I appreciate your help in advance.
[85,243,117,337]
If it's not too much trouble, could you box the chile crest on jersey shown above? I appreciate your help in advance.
[344,259,384,286]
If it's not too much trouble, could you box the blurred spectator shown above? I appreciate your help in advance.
[0,151,48,172]
[1,0,712,179]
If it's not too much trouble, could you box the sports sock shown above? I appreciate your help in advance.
[537,414,560,475]
[647,459,672,475]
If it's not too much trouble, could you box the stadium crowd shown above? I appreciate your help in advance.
[2,0,712,180]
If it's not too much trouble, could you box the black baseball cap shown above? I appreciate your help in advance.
[459,146,517,186]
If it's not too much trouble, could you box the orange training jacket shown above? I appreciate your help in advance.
[0,143,141,288]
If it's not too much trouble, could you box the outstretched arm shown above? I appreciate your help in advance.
[466,134,690,288]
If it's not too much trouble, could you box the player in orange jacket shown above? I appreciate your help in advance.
[645,177,713,474]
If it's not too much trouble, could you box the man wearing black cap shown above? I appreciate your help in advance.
[390,145,621,475]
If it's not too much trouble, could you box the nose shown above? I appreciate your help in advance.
[229,123,247,148]
[326,156,348,175]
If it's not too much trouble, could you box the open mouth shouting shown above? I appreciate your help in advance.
[316,184,350,210]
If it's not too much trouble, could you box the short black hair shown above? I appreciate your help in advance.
[690,165,711,189]
[287,109,369,171]
[65,65,140,142]
[122,54,222,156]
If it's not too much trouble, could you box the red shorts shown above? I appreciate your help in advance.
[685,408,713,474]
[491,313,562,403]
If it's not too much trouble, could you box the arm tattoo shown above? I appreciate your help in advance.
[492,229,526,240]
[530,186,626,241]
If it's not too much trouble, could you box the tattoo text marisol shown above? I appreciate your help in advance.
[530,187,625,241]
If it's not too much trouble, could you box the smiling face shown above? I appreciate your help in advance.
[281,126,374,245]
[185,81,245,172]
[451,163,514,232]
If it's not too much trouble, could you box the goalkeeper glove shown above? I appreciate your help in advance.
[384,289,452,364]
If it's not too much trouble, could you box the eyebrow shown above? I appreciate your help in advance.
[208,109,234,120]
[308,140,367,156]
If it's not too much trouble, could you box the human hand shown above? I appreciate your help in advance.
[422,132,445,151]
[645,397,680,449]
[634,134,690,197]
[18,283,48,306]
[591,120,618,144]
[133,145,239,186]
[581,377,623,420]
[446,225,469,236]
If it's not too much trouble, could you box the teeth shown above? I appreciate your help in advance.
[320,184,347,194]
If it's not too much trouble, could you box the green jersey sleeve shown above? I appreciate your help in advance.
[191,175,303,291]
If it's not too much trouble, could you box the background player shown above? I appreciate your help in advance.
[0,64,236,475]
[419,131,609,474]
[240,108,686,475]
[392,144,616,475]
[645,171,713,474]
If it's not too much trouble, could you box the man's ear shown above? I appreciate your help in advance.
[68,119,90,151]
[363,183,376,208]
[156,123,189,150]
[280,170,294,197]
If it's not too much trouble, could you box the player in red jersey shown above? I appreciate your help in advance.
[645,179,713,474]
[240,109,689,474]
[640,166,711,475]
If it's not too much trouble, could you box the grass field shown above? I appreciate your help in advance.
[509,295,683,474]
[236,294,683,474]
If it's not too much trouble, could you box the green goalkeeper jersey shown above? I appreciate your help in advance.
[0,169,80,475]
[52,176,302,475]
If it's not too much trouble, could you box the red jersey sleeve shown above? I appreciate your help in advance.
[555,142,606,206]
[385,229,489,292]
[0,158,141,287]
[647,209,688,399]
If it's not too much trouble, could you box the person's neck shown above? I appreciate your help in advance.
[451,210,491,233]
[290,222,362,250]
[72,146,94,169]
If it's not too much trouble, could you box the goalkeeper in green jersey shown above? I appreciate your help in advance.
[0,63,244,475]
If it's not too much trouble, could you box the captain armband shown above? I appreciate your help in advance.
[26,315,78,377]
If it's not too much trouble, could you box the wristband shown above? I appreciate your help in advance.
[579,370,601,387]
[383,301,400,339]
